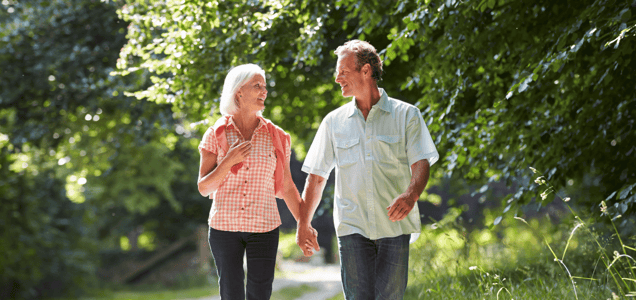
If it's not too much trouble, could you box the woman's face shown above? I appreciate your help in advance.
[237,74,267,113]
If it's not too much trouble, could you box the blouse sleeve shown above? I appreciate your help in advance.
[284,132,292,161]
[198,127,218,154]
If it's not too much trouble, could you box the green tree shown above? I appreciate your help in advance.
[116,0,635,230]
[0,0,199,297]
[385,0,636,229]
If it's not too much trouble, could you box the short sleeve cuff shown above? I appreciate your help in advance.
[198,127,218,154]
[198,144,217,154]
[301,164,330,179]
[408,151,439,167]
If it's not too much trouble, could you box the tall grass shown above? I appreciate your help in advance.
[528,167,636,298]
[406,168,636,299]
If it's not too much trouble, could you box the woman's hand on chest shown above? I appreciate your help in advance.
[223,139,252,167]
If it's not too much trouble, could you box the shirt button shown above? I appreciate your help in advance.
[243,193,246,196]
[245,180,248,183]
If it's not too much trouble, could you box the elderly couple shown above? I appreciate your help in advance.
[197,40,439,300]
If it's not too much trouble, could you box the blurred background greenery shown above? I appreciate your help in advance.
[1,0,634,299]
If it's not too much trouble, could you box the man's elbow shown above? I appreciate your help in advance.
[308,173,327,185]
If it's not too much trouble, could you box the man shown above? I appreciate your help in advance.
[296,40,439,299]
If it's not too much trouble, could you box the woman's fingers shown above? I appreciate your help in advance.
[231,140,250,150]
[228,141,251,160]
[240,142,252,156]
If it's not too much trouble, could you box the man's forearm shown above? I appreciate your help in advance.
[299,173,327,225]
[406,159,430,200]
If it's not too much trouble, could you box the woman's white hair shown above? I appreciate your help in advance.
[219,64,266,116]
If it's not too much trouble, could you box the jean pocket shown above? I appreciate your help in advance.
[335,137,360,167]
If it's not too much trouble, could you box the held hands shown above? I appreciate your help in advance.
[224,139,251,166]
[296,223,320,257]
[387,193,417,222]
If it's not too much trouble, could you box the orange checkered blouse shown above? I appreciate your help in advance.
[198,116,291,233]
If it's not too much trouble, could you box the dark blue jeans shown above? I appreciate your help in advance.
[208,226,279,300]
[338,233,410,300]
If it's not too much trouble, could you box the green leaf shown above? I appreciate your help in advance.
[619,184,636,200]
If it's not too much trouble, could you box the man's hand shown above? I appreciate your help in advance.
[296,223,320,257]
[387,192,417,222]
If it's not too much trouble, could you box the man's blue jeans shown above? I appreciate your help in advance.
[338,233,410,300]
[208,226,279,300]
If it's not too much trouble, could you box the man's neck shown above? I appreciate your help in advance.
[354,85,381,120]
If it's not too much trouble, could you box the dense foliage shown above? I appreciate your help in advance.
[1,0,207,298]
[386,0,636,229]
[116,0,635,226]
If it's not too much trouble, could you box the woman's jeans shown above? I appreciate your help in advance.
[338,233,410,300]
[208,226,279,300]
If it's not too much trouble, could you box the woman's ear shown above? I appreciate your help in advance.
[234,93,242,108]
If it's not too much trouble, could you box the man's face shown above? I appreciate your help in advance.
[335,52,364,98]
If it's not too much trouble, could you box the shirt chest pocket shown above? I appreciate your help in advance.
[256,148,277,175]
[375,135,402,163]
[335,137,360,167]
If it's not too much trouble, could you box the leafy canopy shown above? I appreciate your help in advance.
[116,0,635,227]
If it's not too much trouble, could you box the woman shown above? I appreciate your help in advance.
[197,64,311,300]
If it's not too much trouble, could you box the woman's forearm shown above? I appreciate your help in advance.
[280,164,302,221]
[281,180,302,221]
[198,158,233,197]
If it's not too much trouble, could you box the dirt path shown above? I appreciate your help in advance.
[193,256,342,300]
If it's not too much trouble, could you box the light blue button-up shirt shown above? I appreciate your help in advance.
[302,88,439,240]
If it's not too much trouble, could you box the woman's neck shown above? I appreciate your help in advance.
[232,112,260,141]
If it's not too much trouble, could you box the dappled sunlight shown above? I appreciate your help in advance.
[3,0,634,298]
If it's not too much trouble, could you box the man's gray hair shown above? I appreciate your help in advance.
[334,40,383,81]
[219,64,266,116]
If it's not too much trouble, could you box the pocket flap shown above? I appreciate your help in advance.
[376,135,400,144]
[335,138,360,149]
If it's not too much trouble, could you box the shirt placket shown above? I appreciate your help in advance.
[240,134,252,217]
[230,126,249,220]
[364,109,377,238]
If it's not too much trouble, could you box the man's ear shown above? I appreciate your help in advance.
[362,63,372,78]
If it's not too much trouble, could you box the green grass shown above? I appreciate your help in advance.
[271,284,317,300]
[51,285,217,300]
[404,204,635,299]
[63,283,318,300]
[281,190,636,300]
[397,168,636,300]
